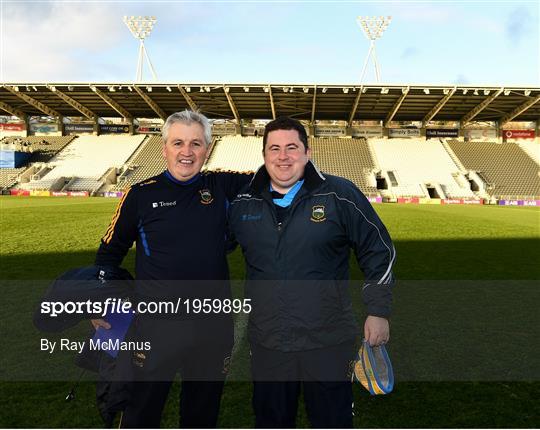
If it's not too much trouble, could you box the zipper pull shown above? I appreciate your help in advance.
[277,222,282,231]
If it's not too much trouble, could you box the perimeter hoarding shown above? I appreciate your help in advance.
[441,199,484,205]
[314,126,347,137]
[99,124,130,134]
[30,123,59,134]
[502,130,536,140]
[463,129,497,139]
[351,127,383,138]
[0,123,25,131]
[397,197,420,204]
[388,128,421,138]
[64,124,94,135]
[498,199,540,206]
[9,189,30,196]
[212,123,236,135]
[426,128,459,138]
[137,125,162,134]
[102,191,125,198]
[0,150,31,168]
[0,123,26,137]
[51,191,89,197]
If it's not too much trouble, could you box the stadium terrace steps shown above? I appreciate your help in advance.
[448,141,540,199]
[1,136,76,190]
[4,134,538,199]
[370,138,475,199]
[111,135,166,190]
[0,167,26,189]
[19,135,144,192]
[517,141,540,165]
[204,135,263,173]
[65,178,103,193]
[309,137,379,196]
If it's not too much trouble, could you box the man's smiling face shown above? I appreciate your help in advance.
[162,122,208,181]
[263,128,310,194]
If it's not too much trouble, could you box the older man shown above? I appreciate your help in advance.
[229,117,396,428]
[94,110,250,428]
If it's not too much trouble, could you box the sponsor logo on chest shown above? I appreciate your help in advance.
[152,200,177,208]
[241,214,262,221]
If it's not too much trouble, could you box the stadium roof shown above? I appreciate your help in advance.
[1,83,539,126]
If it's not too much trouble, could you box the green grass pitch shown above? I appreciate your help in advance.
[0,196,539,428]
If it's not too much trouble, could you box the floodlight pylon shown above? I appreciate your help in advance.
[357,16,391,83]
[123,16,158,82]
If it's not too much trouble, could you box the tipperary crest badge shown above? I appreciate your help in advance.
[199,189,213,205]
[310,205,326,222]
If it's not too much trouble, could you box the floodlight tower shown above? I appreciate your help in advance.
[357,16,391,83]
[123,16,158,82]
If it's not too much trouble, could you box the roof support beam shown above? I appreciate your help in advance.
[384,86,409,127]
[422,86,456,126]
[177,85,198,111]
[46,85,97,120]
[499,94,540,126]
[268,86,276,120]
[460,88,503,126]
[4,85,62,118]
[223,86,240,123]
[311,85,317,123]
[91,86,132,120]
[347,86,363,127]
[133,86,167,120]
[0,100,27,121]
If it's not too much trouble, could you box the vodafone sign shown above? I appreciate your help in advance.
[0,123,25,131]
[503,130,535,139]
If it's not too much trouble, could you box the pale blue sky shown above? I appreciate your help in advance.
[1,0,539,85]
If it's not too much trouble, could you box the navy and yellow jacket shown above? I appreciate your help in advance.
[96,170,250,296]
[229,161,396,351]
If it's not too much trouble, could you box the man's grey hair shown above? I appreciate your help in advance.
[162,110,212,147]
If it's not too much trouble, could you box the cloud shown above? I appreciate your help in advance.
[2,2,126,81]
[506,6,533,46]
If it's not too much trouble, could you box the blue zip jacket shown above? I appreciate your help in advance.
[229,161,396,351]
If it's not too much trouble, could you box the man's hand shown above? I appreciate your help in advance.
[364,315,389,346]
[90,318,111,330]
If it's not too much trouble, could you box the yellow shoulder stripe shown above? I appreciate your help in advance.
[102,187,132,244]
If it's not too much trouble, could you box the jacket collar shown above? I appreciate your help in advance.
[249,160,326,196]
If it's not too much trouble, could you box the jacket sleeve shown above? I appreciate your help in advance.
[95,187,138,267]
[338,182,396,318]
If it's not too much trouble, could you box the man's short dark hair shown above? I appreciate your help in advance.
[263,117,309,151]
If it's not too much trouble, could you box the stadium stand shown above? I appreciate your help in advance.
[204,136,263,173]
[516,141,540,165]
[0,167,26,189]
[309,137,379,196]
[447,140,540,199]
[20,135,144,193]
[1,136,76,190]
[0,136,75,163]
[369,138,475,199]
[111,135,166,190]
